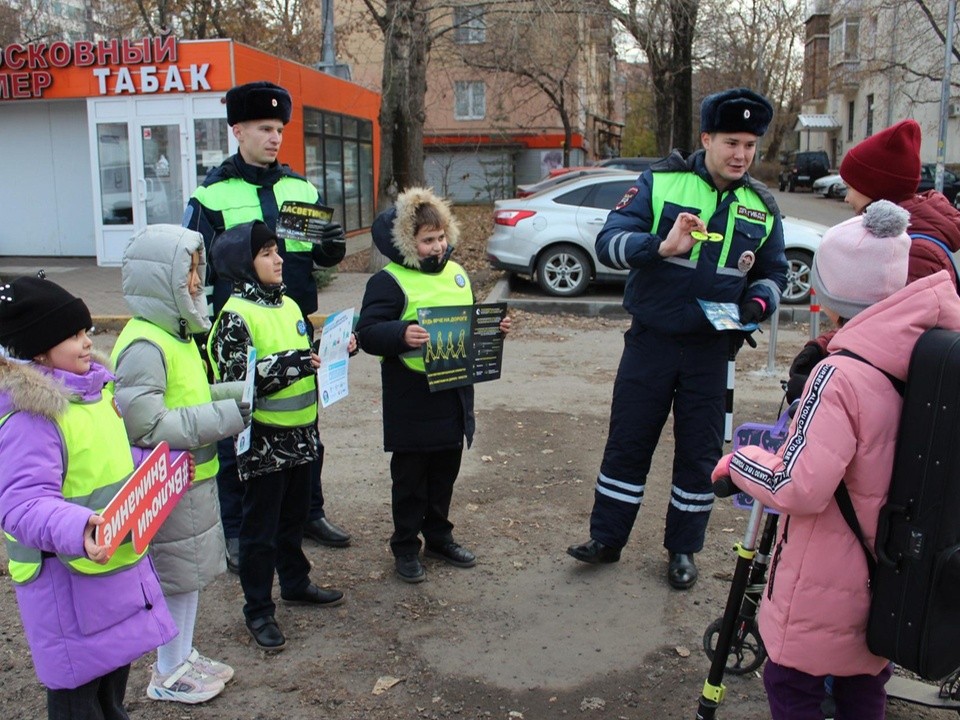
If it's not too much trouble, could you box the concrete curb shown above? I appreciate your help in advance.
[488,277,827,323]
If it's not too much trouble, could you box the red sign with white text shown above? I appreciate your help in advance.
[95,441,191,557]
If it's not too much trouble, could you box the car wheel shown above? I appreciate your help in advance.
[828,183,844,199]
[782,249,813,305]
[535,244,591,297]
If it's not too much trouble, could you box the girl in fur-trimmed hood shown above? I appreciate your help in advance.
[357,187,510,584]
[0,275,176,716]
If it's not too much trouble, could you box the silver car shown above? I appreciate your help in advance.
[486,172,827,304]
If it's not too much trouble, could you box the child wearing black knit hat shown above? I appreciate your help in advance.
[0,274,177,718]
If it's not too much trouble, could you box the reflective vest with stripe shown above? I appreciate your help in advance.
[382,261,474,373]
[192,175,319,252]
[649,172,774,269]
[211,295,317,427]
[3,389,146,585]
[111,317,219,482]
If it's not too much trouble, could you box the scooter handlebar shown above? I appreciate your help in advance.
[712,477,738,498]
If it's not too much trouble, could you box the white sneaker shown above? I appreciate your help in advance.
[146,660,225,704]
[187,647,235,683]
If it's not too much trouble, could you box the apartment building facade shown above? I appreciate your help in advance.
[336,0,621,202]
[798,0,960,168]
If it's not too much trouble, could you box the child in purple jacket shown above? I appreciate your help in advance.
[0,275,176,720]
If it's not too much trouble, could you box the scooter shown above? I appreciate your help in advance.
[696,404,960,718]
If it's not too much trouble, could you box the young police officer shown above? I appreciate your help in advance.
[567,87,787,590]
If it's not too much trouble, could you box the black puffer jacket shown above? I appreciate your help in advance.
[356,188,475,453]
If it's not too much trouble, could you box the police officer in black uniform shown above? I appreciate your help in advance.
[567,88,787,589]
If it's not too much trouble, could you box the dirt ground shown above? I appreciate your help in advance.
[1,305,952,720]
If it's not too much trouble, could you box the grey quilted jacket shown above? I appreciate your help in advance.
[113,224,246,595]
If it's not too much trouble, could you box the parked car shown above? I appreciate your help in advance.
[515,168,623,198]
[486,172,827,303]
[919,164,960,203]
[812,173,847,199]
[595,156,661,173]
[778,150,830,192]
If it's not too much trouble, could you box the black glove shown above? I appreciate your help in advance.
[788,343,826,377]
[785,344,827,402]
[236,400,252,428]
[785,373,808,403]
[739,299,763,326]
[319,222,346,252]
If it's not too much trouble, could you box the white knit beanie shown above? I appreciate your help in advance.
[811,200,911,319]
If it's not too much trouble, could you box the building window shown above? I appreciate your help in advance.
[303,108,375,231]
[454,81,486,120]
[454,5,486,44]
[847,100,855,142]
[829,17,860,64]
[866,94,875,137]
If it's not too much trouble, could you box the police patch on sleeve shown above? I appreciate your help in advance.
[455,273,466,288]
[297,318,308,336]
[615,187,639,210]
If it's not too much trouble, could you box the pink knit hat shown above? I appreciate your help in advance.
[839,120,921,202]
[811,200,911,319]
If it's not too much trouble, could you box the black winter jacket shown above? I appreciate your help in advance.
[356,190,475,453]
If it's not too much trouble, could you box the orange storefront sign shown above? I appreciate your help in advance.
[0,37,236,100]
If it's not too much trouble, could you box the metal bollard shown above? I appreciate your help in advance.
[809,288,820,340]
[766,307,779,374]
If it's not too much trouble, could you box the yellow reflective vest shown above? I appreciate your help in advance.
[210,295,317,427]
[3,389,146,585]
[111,317,219,482]
[382,260,474,373]
[192,175,319,252]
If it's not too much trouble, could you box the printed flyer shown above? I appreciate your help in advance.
[318,307,354,407]
[277,200,335,244]
[416,302,507,392]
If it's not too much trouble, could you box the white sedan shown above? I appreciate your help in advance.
[812,173,847,199]
[486,172,827,304]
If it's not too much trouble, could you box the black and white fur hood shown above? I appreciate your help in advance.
[371,187,461,269]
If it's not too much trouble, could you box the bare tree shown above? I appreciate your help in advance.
[360,0,433,212]
[610,0,700,154]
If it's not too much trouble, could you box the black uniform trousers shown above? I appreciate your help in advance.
[389,447,463,556]
[218,440,326,538]
[239,463,313,621]
[589,322,727,554]
[47,664,130,720]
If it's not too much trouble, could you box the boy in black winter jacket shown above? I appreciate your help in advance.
[357,187,511,583]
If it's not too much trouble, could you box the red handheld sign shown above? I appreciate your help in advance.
[96,441,191,557]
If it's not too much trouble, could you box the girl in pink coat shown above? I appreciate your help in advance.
[713,200,960,719]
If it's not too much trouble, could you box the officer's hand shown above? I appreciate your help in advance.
[320,222,346,252]
[739,299,764,326]
[236,400,252,428]
[659,212,706,257]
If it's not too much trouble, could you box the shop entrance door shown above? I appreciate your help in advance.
[134,120,188,226]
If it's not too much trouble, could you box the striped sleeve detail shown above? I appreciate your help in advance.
[731,362,837,495]
[599,231,633,269]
